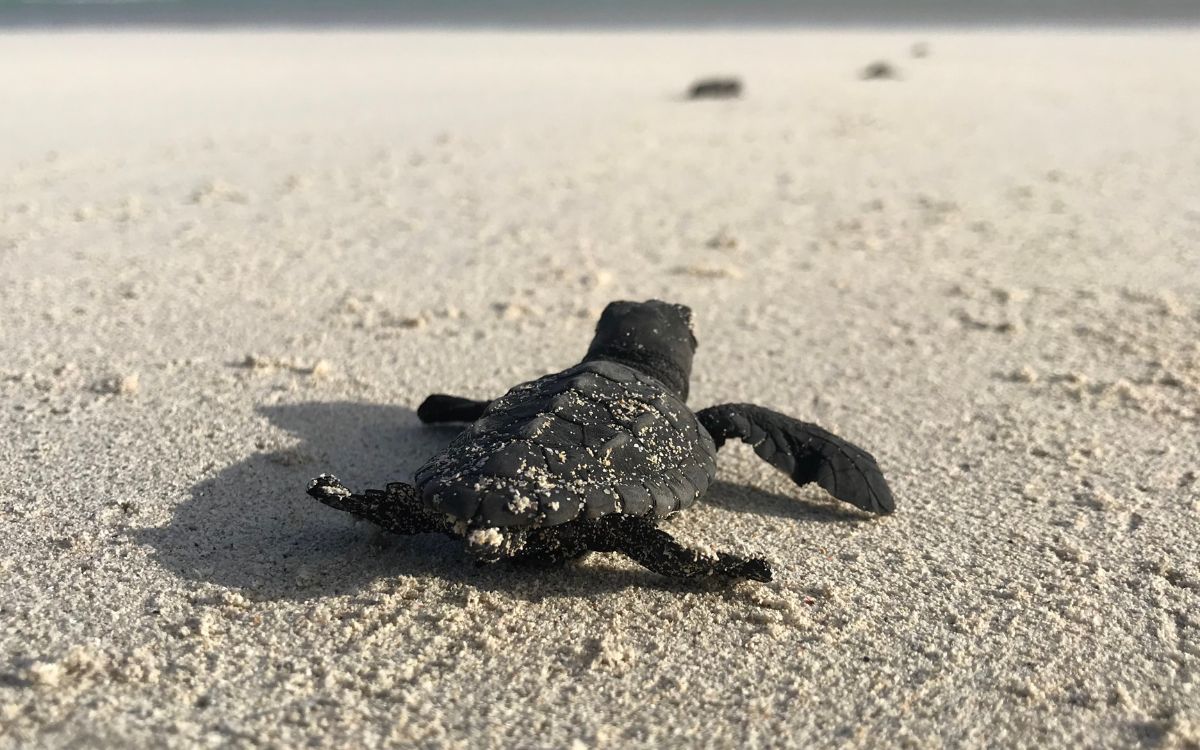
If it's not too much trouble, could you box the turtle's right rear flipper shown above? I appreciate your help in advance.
[308,474,449,535]
[417,394,492,424]
[697,403,895,515]
[591,515,772,582]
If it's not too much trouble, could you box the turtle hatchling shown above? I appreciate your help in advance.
[308,299,894,582]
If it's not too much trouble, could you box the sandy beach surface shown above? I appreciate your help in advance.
[2,30,1199,748]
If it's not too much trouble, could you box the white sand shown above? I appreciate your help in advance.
[2,30,1199,748]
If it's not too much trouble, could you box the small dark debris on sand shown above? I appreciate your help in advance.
[861,61,899,81]
[687,78,742,99]
[911,42,930,59]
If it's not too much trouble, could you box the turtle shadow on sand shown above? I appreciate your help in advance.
[138,401,866,603]
[705,480,874,525]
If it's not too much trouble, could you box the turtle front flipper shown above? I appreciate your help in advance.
[307,474,451,535]
[417,394,492,424]
[696,403,895,515]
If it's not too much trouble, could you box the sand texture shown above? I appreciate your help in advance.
[2,31,1199,748]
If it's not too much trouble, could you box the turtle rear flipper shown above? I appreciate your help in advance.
[308,474,451,535]
[592,515,772,582]
[697,403,894,515]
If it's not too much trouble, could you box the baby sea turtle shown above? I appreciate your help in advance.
[308,300,894,582]
[687,77,742,99]
[861,60,899,80]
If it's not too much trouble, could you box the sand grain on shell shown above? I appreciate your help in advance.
[2,30,1200,749]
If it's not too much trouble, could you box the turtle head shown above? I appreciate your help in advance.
[584,299,697,400]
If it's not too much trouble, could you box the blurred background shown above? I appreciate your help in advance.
[1,0,1197,27]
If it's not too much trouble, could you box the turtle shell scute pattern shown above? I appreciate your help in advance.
[414,360,717,528]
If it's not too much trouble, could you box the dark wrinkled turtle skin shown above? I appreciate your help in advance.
[308,299,895,583]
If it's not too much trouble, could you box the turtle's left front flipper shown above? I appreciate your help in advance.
[417,394,492,424]
[697,403,894,515]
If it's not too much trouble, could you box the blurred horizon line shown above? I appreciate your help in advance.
[2,0,1198,30]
